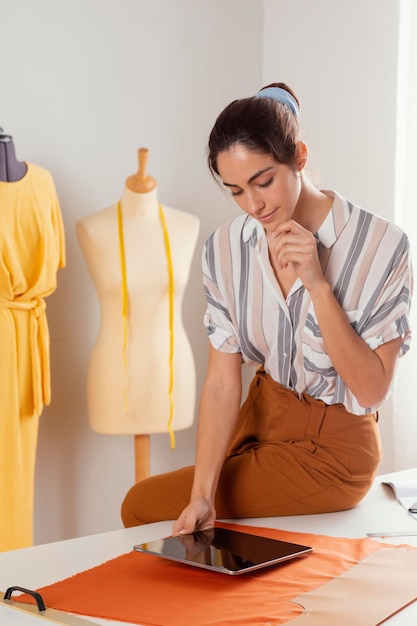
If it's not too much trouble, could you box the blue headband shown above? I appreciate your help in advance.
[255,87,299,117]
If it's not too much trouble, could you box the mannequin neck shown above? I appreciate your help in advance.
[120,185,160,218]
[0,137,27,182]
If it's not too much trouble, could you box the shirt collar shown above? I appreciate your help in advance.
[242,216,265,247]
[316,190,352,248]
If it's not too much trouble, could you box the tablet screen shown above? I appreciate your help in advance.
[134,527,312,575]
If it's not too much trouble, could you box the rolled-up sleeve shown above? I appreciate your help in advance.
[202,233,241,353]
[357,230,413,356]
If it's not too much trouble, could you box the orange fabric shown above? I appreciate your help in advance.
[15,523,400,626]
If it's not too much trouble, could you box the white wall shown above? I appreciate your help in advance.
[1,0,404,546]
[263,0,399,215]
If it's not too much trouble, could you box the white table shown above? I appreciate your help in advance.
[1,468,417,625]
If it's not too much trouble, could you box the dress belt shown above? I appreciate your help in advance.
[0,297,50,417]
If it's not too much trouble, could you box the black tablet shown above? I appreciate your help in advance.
[133,527,312,575]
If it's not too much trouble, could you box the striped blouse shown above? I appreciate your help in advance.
[202,190,413,415]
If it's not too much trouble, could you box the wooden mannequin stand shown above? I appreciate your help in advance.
[134,434,150,483]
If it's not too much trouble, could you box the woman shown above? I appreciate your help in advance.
[121,82,412,535]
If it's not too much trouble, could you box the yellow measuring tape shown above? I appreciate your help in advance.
[117,201,175,448]
[117,201,129,416]
[158,203,176,449]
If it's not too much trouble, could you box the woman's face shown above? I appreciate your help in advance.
[216,144,302,233]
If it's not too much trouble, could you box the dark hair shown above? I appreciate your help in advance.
[208,82,301,177]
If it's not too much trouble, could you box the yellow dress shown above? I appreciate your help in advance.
[0,163,65,551]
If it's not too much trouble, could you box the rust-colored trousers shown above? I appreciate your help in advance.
[121,370,382,527]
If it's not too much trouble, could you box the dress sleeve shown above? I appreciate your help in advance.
[50,180,66,270]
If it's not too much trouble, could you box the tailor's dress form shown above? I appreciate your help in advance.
[0,163,65,551]
[76,189,199,437]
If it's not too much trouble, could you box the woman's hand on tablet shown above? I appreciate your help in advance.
[172,496,216,536]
